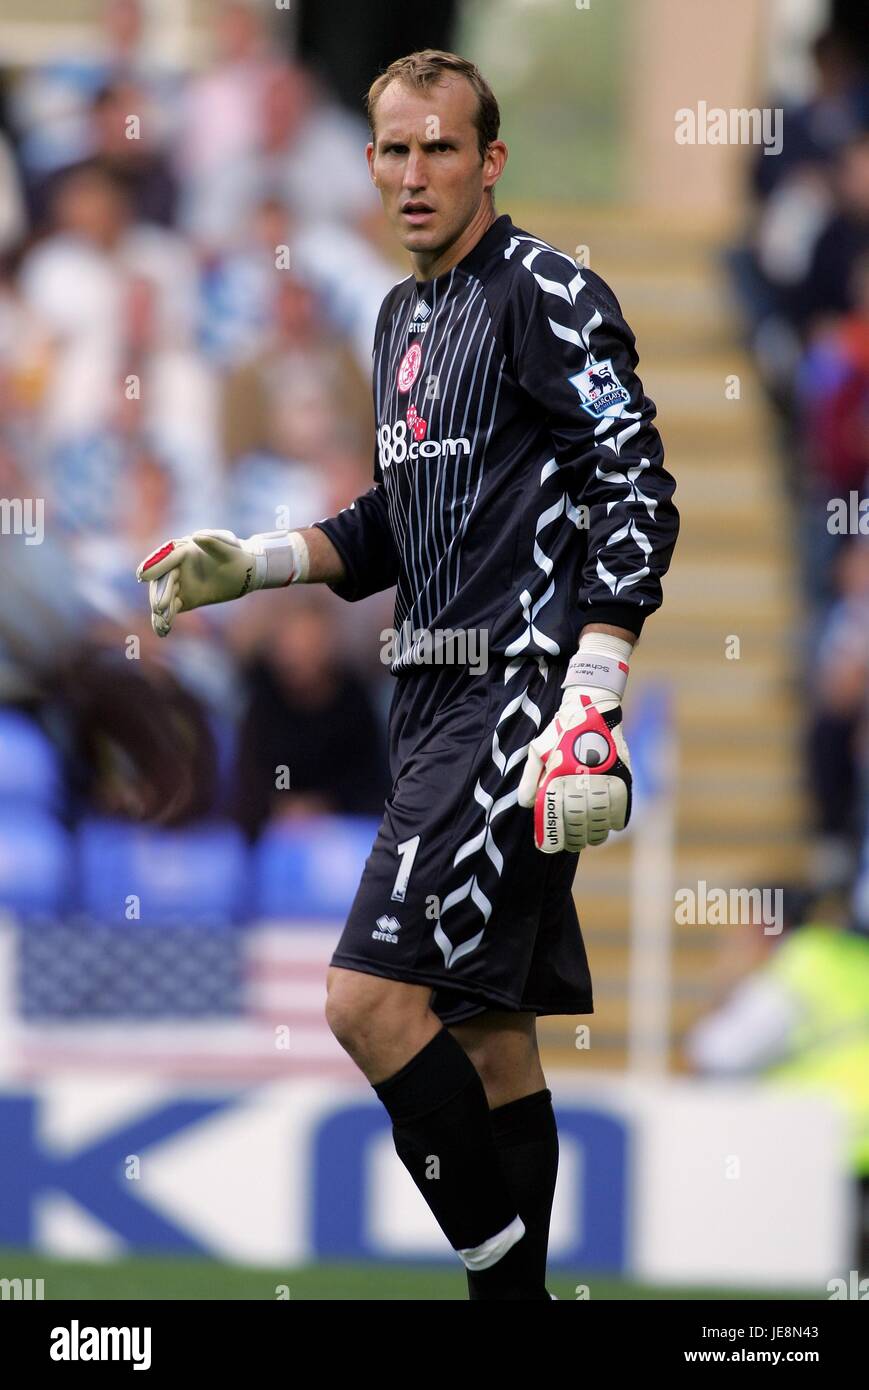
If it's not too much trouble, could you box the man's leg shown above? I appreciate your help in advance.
[448,1011,559,1300]
[325,967,548,1298]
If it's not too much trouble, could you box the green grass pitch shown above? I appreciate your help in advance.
[0,1249,821,1300]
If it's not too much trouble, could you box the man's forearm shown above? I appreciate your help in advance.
[296,526,348,585]
[300,486,400,602]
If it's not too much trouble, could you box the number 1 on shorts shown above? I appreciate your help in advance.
[391,835,420,903]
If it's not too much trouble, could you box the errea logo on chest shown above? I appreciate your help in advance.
[409,299,432,333]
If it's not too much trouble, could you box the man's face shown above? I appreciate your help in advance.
[367,76,503,259]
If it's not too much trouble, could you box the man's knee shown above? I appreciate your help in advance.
[325,966,430,1052]
[325,967,378,1047]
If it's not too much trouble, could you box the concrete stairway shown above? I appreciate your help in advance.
[519,204,811,1073]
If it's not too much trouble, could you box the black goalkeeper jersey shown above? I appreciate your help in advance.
[314,211,679,674]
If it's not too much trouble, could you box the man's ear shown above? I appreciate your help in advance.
[366,141,377,185]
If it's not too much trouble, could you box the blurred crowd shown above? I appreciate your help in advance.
[727,20,869,912]
[0,0,424,835]
[700,16,869,1264]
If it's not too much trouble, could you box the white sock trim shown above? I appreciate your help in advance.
[457,1214,525,1271]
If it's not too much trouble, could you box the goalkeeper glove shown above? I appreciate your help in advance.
[136,528,309,637]
[517,633,633,852]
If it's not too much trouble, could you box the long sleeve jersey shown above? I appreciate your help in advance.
[314,211,679,674]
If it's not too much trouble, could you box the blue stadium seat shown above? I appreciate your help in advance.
[254,816,379,920]
[0,709,62,811]
[0,809,73,917]
[77,818,250,927]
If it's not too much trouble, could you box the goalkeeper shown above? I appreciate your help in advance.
[137,50,678,1300]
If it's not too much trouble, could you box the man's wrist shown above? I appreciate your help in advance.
[563,631,632,700]
[249,530,310,588]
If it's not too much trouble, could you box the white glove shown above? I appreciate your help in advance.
[135,528,309,637]
[517,634,633,852]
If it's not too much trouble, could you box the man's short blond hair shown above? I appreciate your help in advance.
[366,49,500,162]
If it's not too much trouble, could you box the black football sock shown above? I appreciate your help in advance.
[466,1087,559,1301]
[373,1028,531,1289]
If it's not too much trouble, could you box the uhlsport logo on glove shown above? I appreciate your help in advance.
[535,697,632,852]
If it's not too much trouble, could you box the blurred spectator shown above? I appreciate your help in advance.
[804,539,869,893]
[223,270,372,459]
[10,0,174,181]
[751,27,869,203]
[0,132,26,253]
[199,195,397,376]
[221,270,373,536]
[18,165,215,530]
[178,52,381,250]
[29,81,178,230]
[54,644,219,825]
[800,249,869,502]
[795,249,869,621]
[732,130,869,426]
[20,162,197,372]
[231,589,389,837]
[726,18,869,433]
[0,252,53,457]
[255,62,380,232]
[781,131,869,334]
[684,901,869,1272]
[175,0,281,249]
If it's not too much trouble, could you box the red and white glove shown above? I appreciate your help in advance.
[517,634,633,852]
[136,528,309,637]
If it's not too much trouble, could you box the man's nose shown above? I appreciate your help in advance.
[402,150,428,189]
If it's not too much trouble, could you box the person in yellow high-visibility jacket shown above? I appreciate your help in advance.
[686,918,869,1273]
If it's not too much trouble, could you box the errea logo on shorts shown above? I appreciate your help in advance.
[377,421,470,470]
[372,915,401,943]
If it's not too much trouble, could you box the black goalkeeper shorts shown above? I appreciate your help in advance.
[330,654,594,1026]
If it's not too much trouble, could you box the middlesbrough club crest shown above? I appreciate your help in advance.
[397,342,422,393]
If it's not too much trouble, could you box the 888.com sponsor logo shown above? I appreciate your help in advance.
[377,420,471,470]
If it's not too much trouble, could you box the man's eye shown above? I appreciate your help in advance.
[382,143,451,154]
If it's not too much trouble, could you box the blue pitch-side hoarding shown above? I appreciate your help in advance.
[0,1090,627,1270]
[0,1077,849,1286]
